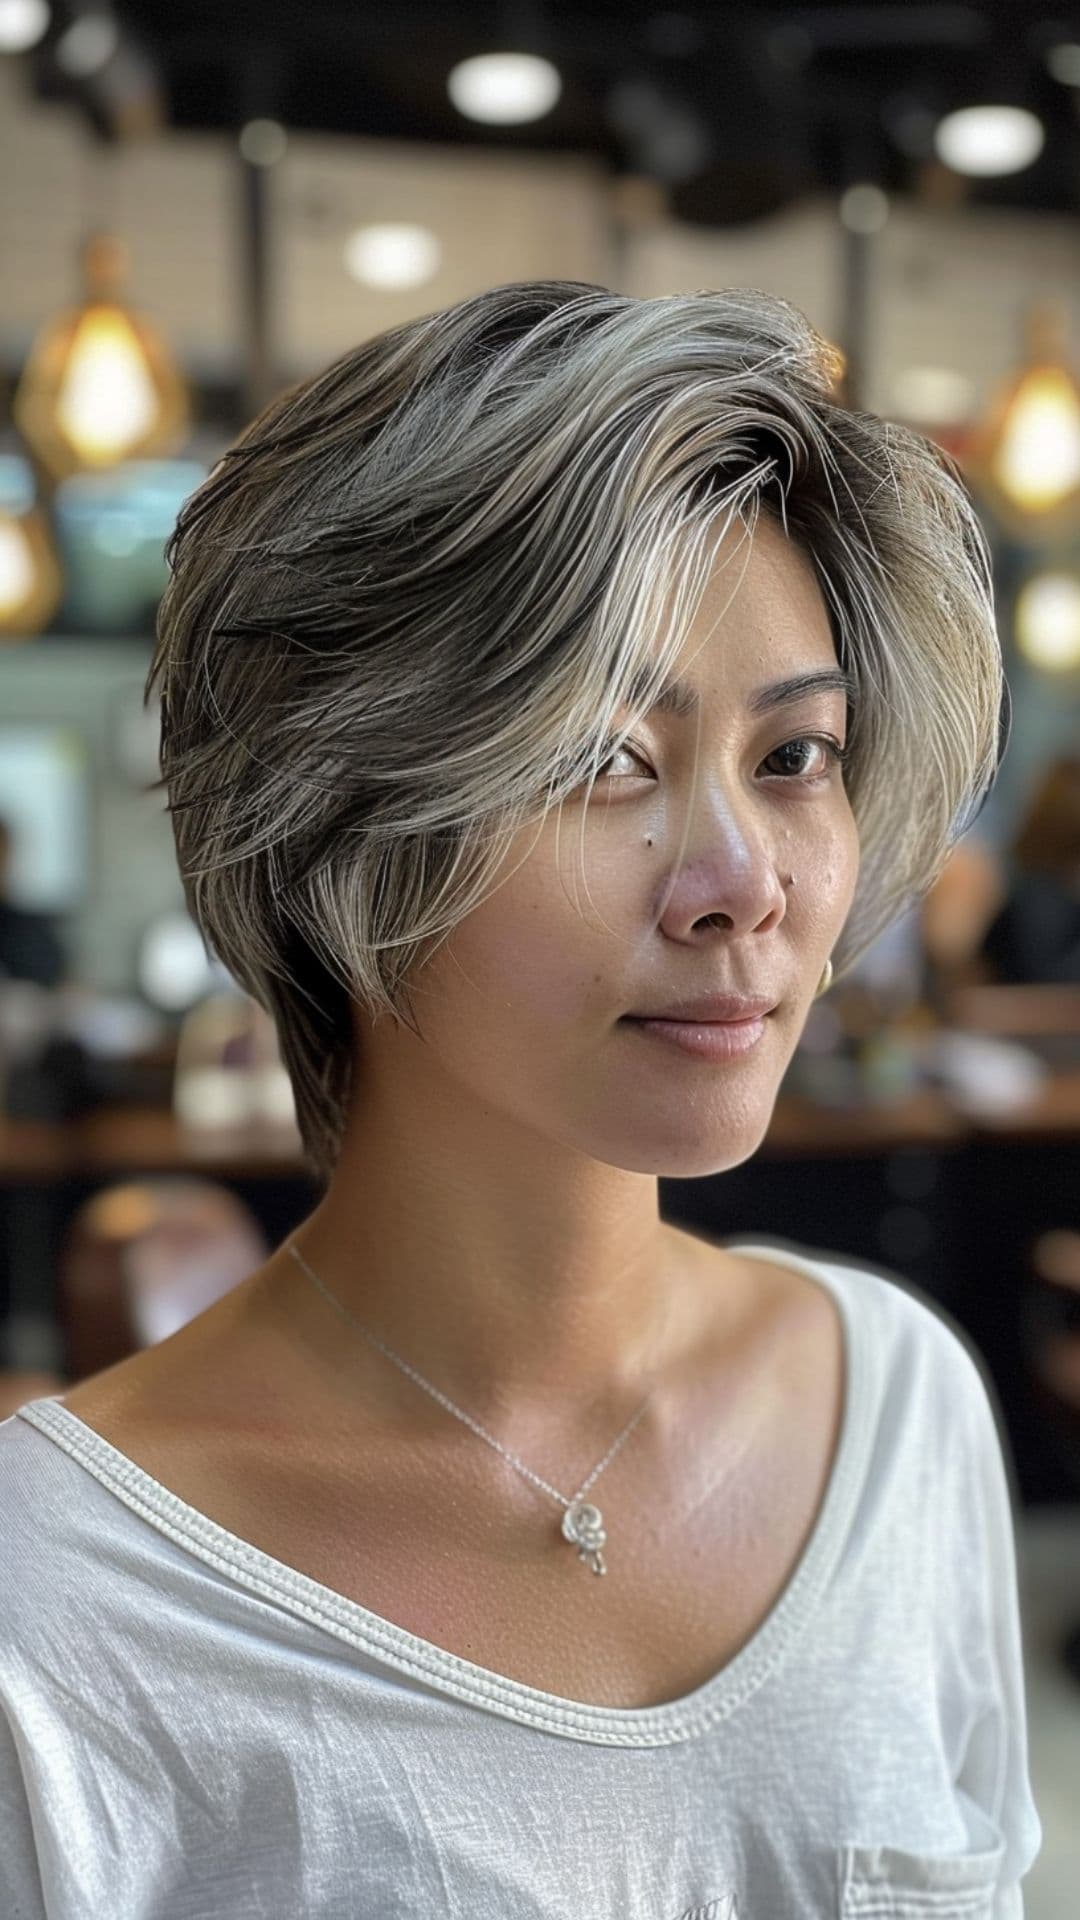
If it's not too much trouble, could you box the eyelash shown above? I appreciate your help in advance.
[593,733,852,788]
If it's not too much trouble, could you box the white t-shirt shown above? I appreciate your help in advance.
[0,1240,1043,1919]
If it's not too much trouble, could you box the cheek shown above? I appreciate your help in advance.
[436,879,596,1030]
[840,802,861,896]
[787,803,858,928]
[817,805,861,923]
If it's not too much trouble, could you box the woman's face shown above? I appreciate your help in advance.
[374,511,860,1178]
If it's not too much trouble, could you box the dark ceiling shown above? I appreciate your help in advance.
[24,2,1080,224]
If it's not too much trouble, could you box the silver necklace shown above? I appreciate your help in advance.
[286,1240,661,1575]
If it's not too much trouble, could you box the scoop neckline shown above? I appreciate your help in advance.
[15,1240,871,1748]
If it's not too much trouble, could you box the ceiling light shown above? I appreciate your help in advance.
[990,365,1080,512]
[56,9,118,78]
[839,183,889,233]
[13,233,189,479]
[343,223,441,291]
[0,455,62,638]
[447,51,561,125]
[1045,42,1080,87]
[239,118,287,166]
[1014,571,1080,671]
[965,302,1080,536]
[934,104,1044,177]
[0,0,50,54]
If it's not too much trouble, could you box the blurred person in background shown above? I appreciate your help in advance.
[919,831,1007,1000]
[978,755,1080,986]
[0,816,67,990]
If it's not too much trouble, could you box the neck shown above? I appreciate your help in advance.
[270,1080,737,1441]
[285,1175,687,1428]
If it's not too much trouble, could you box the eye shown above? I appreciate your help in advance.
[594,740,652,781]
[761,736,850,781]
[593,735,850,785]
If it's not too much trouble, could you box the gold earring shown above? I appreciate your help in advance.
[814,957,834,1000]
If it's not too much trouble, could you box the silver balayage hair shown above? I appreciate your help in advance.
[148,280,1005,1183]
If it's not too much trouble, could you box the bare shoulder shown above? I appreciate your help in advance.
[55,1261,369,1551]
[58,1265,286,1455]
[54,1252,401,1510]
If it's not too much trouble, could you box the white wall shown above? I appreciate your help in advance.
[6,55,1080,421]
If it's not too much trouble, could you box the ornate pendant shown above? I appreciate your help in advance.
[561,1499,607,1574]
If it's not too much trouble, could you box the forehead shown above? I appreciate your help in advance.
[629,509,844,715]
[694,507,831,637]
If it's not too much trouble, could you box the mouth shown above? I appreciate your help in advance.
[620,998,778,1026]
[620,1013,767,1025]
[620,1010,772,1060]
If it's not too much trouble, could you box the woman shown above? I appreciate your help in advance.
[0,282,1041,1916]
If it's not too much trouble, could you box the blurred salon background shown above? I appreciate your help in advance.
[0,2,1078,1904]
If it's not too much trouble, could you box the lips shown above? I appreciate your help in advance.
[625,994,777,1024]
[625,1011,769,1060]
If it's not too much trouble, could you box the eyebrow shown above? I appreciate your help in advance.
[624,665,857,721]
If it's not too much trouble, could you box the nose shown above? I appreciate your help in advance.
[650,832,789,938]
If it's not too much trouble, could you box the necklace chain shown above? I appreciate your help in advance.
[286,1240,655,1515]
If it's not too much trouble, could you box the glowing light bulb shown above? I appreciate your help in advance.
[54,308,160,465]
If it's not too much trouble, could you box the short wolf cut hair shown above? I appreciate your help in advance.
[148,281,1005,1182]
